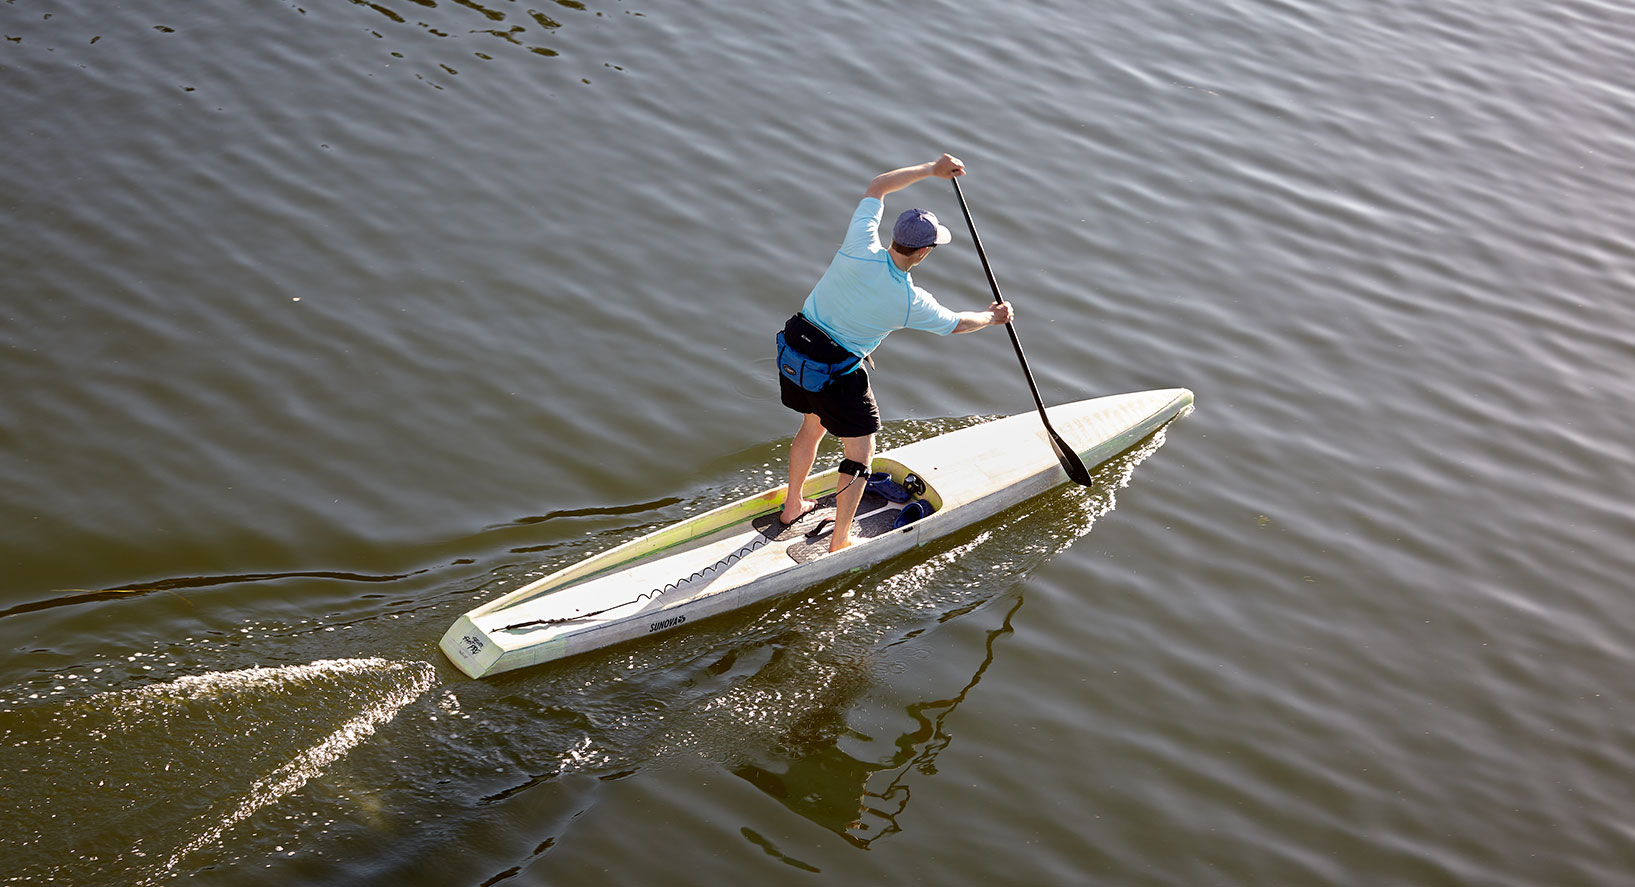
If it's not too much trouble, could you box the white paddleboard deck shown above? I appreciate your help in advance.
[441,389,1193,677]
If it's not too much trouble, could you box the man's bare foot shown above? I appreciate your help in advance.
[779,499,817,526]
[828,534,854,554]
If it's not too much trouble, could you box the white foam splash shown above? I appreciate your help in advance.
[133,658,437,885]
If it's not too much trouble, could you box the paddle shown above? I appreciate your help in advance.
[950,176,1095,488]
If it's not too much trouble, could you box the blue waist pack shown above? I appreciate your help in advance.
[776,313,862,393]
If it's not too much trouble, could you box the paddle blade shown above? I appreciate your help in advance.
[1046,424,1095,488]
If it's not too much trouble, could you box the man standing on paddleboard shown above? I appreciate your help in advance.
[777,153,1014,552]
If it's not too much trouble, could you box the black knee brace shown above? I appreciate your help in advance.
[838,458,869,479]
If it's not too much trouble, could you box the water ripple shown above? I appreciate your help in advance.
[7,0,1635,881]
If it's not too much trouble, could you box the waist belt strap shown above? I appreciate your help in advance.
[776,313,862,392]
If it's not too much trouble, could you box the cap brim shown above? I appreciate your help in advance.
[934,223,952,245]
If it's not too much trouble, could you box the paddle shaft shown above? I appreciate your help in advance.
[950,177,1095,488]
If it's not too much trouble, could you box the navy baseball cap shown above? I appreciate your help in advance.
[893,208,953,249]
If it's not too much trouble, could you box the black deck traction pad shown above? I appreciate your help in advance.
[751,490,904,565]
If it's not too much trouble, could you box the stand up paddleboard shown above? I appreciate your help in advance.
[440,388,1192,678]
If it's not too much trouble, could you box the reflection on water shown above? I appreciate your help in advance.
[0,0,645,95]
[344,0,636,69]
[5,0,1633,875]
[0,419,1179,885]
[335,0,657,91]
[733,593,1025,849]
[715,427,1179,850]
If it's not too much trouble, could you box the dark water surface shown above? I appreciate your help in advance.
[4,0,1635,884]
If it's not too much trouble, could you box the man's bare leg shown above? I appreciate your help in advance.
[780,413,825,524]
[830,434,875,553]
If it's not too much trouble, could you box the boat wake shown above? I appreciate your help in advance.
[0,418,1184,883]
[0,657,436,887]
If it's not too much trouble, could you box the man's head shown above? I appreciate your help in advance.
[890,208,952,258]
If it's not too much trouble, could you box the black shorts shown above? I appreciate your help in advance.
[779,365,881,438]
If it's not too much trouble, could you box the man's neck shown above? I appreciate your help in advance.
[890,249,922,273]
